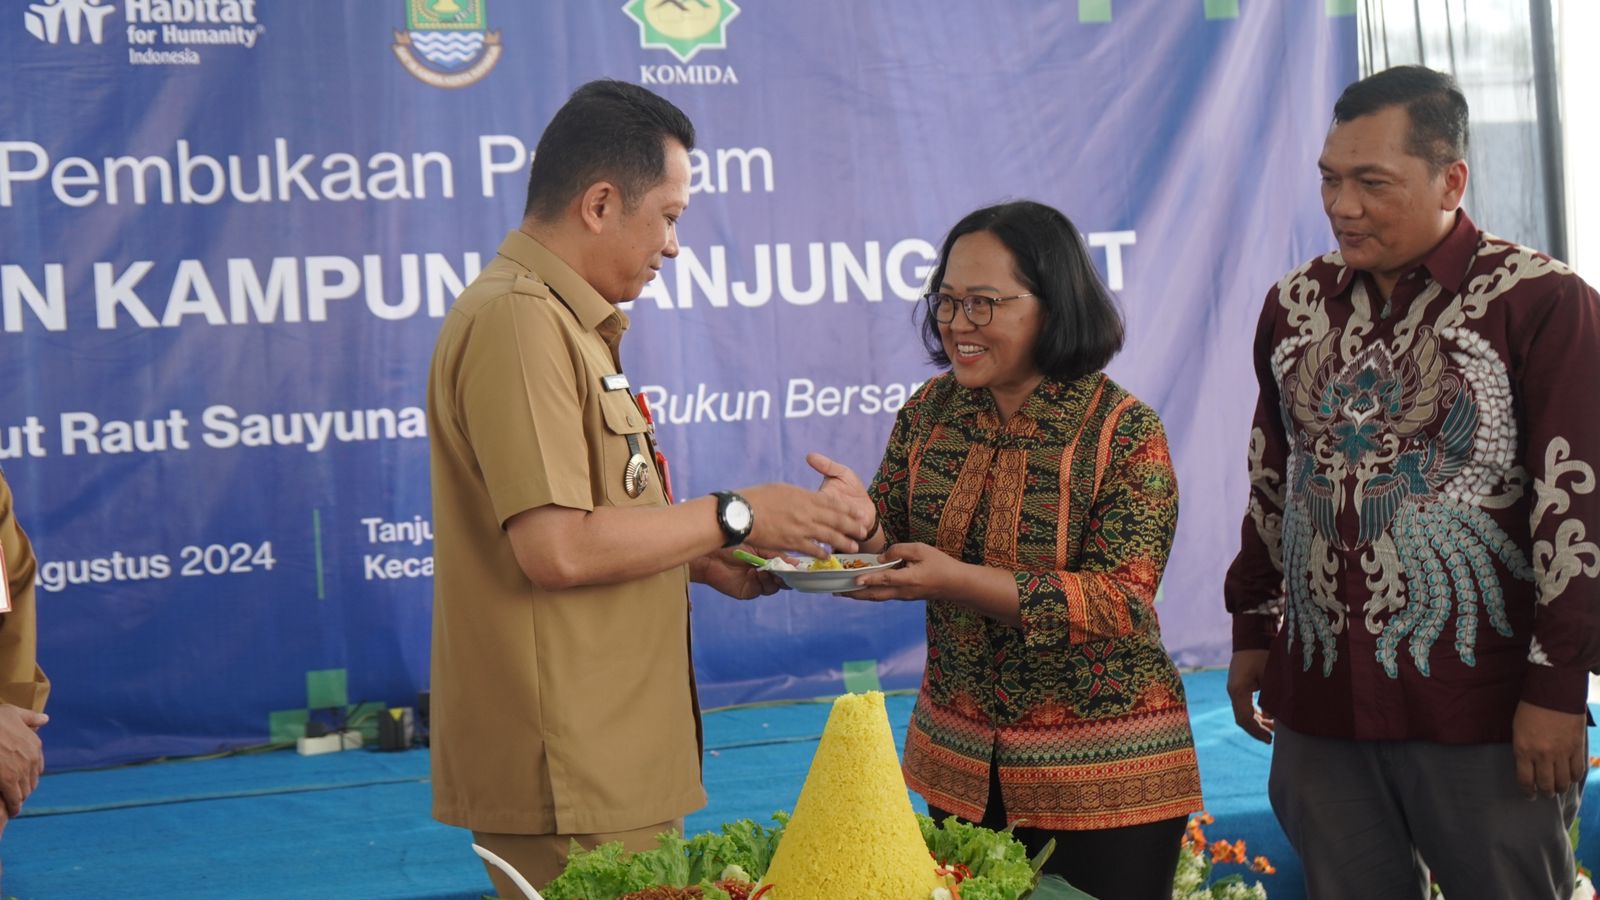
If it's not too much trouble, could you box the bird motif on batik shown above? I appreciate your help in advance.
[1279,325,1531,677]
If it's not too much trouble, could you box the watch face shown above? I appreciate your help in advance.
[724,497,753,532]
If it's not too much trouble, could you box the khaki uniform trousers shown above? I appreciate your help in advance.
[472,817,682,898]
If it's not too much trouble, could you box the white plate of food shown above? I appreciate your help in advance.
[737,552,902,594]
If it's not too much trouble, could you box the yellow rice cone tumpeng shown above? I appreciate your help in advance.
[759,691,941,899]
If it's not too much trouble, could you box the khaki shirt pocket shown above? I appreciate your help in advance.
[598,391,659,507]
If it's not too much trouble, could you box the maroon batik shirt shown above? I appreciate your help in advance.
[1225,212,1600,742]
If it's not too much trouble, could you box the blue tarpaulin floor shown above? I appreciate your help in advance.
[5,669,1599,899]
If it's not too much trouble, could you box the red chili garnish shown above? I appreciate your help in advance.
[954,863,971,881]
[712,881,756,900]
[750,884,773,900]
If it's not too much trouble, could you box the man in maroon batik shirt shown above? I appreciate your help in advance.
[1224,65,1600,900]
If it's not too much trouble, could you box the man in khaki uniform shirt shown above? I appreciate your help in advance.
[427,81,872,896]
[0,467,51,884]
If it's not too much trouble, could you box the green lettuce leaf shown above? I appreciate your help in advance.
[541,841,652,900]
[547,809,1068,900]
[918,813,1050,900]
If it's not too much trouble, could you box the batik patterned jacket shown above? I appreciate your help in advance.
[1225,212,1600,742]
[870,372,1202,830]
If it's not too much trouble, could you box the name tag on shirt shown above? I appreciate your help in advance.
[601,373,630,392]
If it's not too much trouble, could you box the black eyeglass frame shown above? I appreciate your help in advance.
[924,291,1037,326]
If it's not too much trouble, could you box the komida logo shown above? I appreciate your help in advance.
[623,0,740,86]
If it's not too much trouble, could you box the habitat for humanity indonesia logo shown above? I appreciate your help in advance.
[624,0,740,85]
[393,0,501,89]
[24,0,264,65]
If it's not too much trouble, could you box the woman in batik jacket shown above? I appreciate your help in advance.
[816,201,1202,900]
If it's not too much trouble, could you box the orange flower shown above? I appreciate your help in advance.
[1210,839,1248,864]
[1589,756,1600,769]
[1198,812,1215,825]
[1252,855,1277,875]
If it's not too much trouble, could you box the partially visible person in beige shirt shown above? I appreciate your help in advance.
[426,80,872,897]
[0,467,51,884]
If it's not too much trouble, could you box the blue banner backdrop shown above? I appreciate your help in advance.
[1,1,1357,769]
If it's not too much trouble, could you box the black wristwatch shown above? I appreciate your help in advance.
[712,491,754,548]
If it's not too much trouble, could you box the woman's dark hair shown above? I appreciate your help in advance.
[921,200,1124,381]
[523,79,696,221]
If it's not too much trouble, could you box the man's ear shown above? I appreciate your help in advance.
[577,181,620,235]
[1440,158,1469,211]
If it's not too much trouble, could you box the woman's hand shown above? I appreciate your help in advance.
[844,543,965,602]
[846,543,1022,626]
[806,452,878,544]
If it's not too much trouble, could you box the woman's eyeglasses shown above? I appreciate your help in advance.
[924,292,1036,326]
